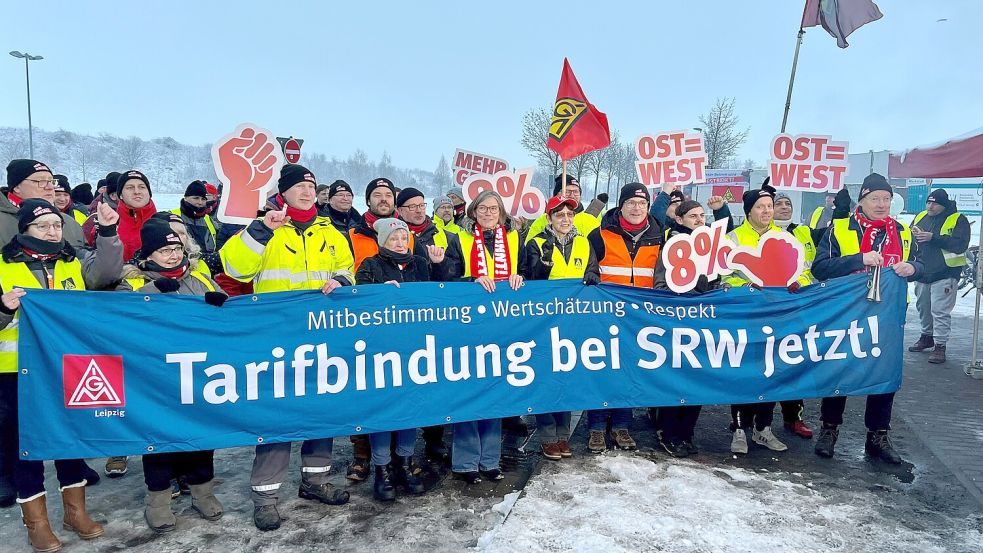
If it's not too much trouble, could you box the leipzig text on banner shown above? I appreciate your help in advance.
[635,131,708,187]
[17,275,905,460]
[461,168,545,220]
[768,134,849,193]
[212,123,286,226]
[452,149,509,186]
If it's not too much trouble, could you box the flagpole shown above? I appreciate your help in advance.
[562,160,568,197]
[781,1,811,132]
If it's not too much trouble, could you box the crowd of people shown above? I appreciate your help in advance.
[0,156,969,551]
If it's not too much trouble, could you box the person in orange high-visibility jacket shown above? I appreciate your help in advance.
[584,183,664,454]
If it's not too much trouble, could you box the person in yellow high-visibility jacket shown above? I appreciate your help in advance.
[0,199,122,550]
[522,196,599,462]
[524,175,600,244]
[219,164,352,531]
[724,182,810,456]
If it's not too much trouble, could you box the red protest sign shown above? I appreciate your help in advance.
[635,131,707,186]
[768,134,849,192]
[277,137,303,164]
[462,168,545,220]
[662,219,805,293]
[712,185,744,204]
[212,123,285,226]
[453,149,509,186]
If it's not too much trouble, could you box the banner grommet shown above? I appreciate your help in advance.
[21,450,28,457]
[526,407,533,413]
[355,426,362,432]
[679,399,686,404]
[146,445,154,452]
[143,296,151,302]
[20,368,27,374]
[252,296,258,301]
[351,288,358,294]
[602,402,608,407]
[445,416,452,422]
[758,395,764,400]
[834,389,841,395]
[257,437,264,443]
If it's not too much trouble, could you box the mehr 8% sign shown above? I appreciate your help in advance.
[462,168,546,219]
[635,131,708,186]
[767,134,849,192]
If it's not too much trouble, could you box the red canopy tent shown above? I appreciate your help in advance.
[889,128,983,179]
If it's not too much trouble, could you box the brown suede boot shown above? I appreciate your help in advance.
[928,344,946,364]
[61,485,104,539]
[20,495,63,552]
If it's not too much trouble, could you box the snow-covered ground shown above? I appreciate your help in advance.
[479,454,983,553]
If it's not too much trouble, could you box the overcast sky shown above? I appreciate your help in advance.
[2,0,979,174]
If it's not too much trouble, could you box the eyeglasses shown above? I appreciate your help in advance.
[623,200,648,209]
[30,221,63,232]
[25,178,56,189]
[156,246,184,256]
[551,211,575,220]
[332,192,353,199]
[476,205,500,214]
[400,203,427,212]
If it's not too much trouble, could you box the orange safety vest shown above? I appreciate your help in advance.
[597,228,660,288]
[350,228,416,272]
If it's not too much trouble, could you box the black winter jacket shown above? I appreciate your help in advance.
[354,249,448,284]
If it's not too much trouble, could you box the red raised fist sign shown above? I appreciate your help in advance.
[212,123,284,225]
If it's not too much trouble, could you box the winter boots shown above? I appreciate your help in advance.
[373,464,396,501]
[298,476,350,505]
[20,495,62,553]
[61,486,104,539]
[865,431,903,464]
[814,424,839,458]
[253,504,281,532]
[347,435,371,481]
[928,344,947,364]
[145,489,176,533]
[609,429,637,451]
[587,431,606,454]
[104,456,128,478]
[541,442,563,461]
[908,334,935,352]
[189,480,224,521]
[752,426,788,451]
[392,456,426,495]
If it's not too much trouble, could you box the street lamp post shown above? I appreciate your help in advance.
[9,51,44,159]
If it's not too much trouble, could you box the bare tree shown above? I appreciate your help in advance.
[520,107,561,190]
[698,97,750,169]
[113,136,147,169]
[433,155,451,196]
[584,131,621,197]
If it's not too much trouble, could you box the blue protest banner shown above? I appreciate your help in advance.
[16,272,905,460]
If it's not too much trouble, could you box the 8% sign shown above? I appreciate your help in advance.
[462,168,546,219]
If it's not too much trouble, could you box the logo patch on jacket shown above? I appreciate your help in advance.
[60,278,77,290]
[574,258,583,267]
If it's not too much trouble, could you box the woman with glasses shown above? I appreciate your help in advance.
[452,190,525,484]
[0,199,122,552]
[121,219,227,532]
[522,195,600,461]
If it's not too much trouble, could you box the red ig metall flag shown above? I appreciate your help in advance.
[546,58,611,161]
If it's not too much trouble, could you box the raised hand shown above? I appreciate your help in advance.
[707,195,725,210]
[427,244,445,264]
[96,201,119,226]
[262,208,290,231]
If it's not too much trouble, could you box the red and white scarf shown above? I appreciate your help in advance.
[470,224,511,280]
[854,208,903,267]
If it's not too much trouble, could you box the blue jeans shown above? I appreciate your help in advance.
[587,408,633,432]
[369,429,417,466]
[452,419,502,472]
[535,412,572,441]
